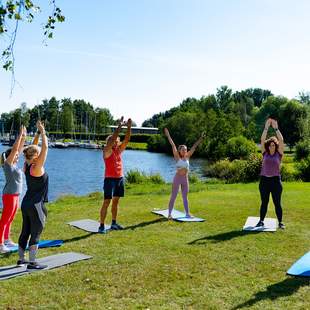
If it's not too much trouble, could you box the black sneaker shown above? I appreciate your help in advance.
[27,262,48,270]
[16,259,29,266]
[98,224,107,234]
[111,223,124,230]
[279,222,285,229]
[255,220,264,227]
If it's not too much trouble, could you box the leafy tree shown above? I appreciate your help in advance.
[279,100,307,148]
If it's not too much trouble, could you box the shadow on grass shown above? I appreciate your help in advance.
[188,230,260,245]
[63,233,94,244]
[124,218,166,231]
[232,277,310,309]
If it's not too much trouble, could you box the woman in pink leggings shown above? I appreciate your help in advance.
[0,126,27,253]
[164,128,205,219]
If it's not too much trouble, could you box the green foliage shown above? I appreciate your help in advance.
[280,164,299,181]
[294,139,310,161]
[296,156,310,181]
[147,134,167,152]
[188,172,200,183]
[225,136,257,160]
[205,153,262,183]
[125,169,165,184]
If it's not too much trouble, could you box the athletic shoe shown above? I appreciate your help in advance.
[185,213,193,218]
[27,262,48,270]
[0,244,11,253]
[4,240,17,247]
[279,222,285,229]
[98,224,107,234]
[110,223,124,230]
[255,220,264,227]
[16,259,29,266]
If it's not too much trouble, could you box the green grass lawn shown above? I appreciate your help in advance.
[0,182,309,309]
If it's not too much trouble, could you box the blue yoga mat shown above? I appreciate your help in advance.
[287,251,310,277]
[8,240,63,253]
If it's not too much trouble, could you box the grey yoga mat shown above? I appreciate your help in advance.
[68,219,111,233]
[0,252,92,280]
[152,209,205,222]
[243,216,277,232]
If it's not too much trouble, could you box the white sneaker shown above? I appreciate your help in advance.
[0,244,11,253]
[4,240,17,247]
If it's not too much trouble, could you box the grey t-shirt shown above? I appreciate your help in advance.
[2,162,23,195]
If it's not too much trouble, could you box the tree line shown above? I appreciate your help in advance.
[0,97,116,136]
[143,86,310,160]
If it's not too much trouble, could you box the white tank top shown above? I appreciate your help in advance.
[176,158,189,170]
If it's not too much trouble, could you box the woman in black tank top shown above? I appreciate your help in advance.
[18,121,49,270]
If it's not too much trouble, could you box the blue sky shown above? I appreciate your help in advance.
[0,0,310,125]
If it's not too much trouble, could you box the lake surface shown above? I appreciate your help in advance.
[0,145,207,202]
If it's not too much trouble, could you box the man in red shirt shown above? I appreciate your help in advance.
[99,117,132,233]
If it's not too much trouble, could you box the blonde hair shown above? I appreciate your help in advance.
[23,145,40,161]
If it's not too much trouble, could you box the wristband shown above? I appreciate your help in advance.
[275,128,278,131]
[36,130,41,135]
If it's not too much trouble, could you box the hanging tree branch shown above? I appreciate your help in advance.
[0,0,65,92]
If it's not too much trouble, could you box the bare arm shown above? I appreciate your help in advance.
[6,126,27,165]
[272,119,284,155]
[261,119,271,153]
[32,121,48,176]
[187,132,205,158]
[18,126,27,154]
[119,118,132,152]
[32,121,41,145]
[164,128,179,160]
[103,117,124,156]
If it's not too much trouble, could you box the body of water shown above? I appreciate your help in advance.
[0,145,207,203]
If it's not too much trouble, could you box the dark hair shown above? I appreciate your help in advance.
[264,137,279,154]
[1,148,12,166]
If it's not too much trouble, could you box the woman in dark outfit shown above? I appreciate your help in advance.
[18,121,49,269]
[256,118,285,229]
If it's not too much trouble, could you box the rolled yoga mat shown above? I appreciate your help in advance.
[0,252,92,280]
[7,240,63,253]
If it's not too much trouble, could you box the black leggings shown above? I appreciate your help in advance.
[259,176,283,222]
[18,202,47,250]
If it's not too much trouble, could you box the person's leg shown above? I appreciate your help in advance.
[4,195,19,244]
[27,203,47,269]
[0,194,14,246]
[271,177,283,224]
[259,177,271,222]
[110,177,124,229]
[168,175,181,217]
[111,197,120,221]
[18,207,31,263]
[100,199,111,225]
[99,177,113,232]
[180,176,190,216]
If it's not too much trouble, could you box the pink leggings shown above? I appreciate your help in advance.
[168,174,189,214]
[0,194,19,244]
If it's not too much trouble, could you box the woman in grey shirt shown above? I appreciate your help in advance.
[0,126,26,253]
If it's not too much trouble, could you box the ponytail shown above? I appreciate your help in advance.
[1,149,12,166]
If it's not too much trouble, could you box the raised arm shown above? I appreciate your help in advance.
[271,119,284,155]
[6,126,27,165]
[187,132,205,158]
[104,117,125,154]
[32,121,48,175]
[119,118,132,152]
[261,119,271,153]
[164,128,179,160]
[32,121,41,145]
